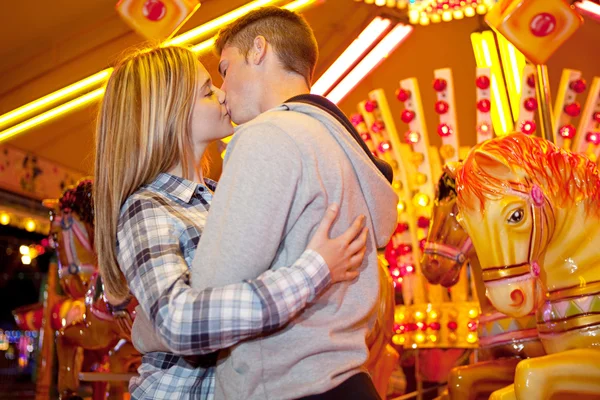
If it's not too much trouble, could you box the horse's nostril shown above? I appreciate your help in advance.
[510,289,525,307]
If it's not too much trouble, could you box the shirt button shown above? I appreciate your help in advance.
[197,187,205,193]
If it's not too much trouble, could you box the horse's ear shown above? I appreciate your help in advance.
[444,161,462,178]
[42,199,59,212]
[473,149,513,180]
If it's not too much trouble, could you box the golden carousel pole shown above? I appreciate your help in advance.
[535,64,556,143]
[35,257,59,400]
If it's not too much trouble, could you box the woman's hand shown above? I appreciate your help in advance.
[307,204,368,283]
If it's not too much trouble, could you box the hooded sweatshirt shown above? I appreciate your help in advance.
[190,100,399,399]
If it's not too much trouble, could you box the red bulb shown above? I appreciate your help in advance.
[433,78,448,92]
[527,74,536,89]
[398,244,413,255]
[429,322,441,331]
[435,100,449,114]
[437,123,452,137]
[524,97,538,112]
[419,238,426,252]
[570,79,587,94]
[477,122,491,136]
[477,99,491,113]
[564,102,581,117]
[395,223,409,234]
[404,130,421,144]
[447,321,458,330]
[350,113,364,126]
[417,216,430,229]
[378,140,392,153]
[401,109,416,123]
[467,321,478,332]
[371,121,385,133]
[586,132,600,145]
[559,124,576,139]
[364,100,378,112]
[396,88,411,102]
[594,112,600,124]
[360,132,371,141]
[476,75,490,90]
[520,120,536,135]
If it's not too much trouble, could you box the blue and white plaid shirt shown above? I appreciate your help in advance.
[116,173,331,399]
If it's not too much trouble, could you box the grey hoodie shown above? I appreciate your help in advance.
[190,102,398,399]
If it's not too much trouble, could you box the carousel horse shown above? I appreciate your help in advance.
[421,172,545,400]
[364,258,401,398]
[447,133,600,399]
[45,179,140,400]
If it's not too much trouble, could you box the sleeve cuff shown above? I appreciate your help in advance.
[299,249,332,299]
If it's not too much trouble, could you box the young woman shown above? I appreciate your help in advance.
[94,46,368,399]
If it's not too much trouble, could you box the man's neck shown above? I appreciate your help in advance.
[259,75,310,113]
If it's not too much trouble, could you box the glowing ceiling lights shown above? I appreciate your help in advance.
[326,24,414,104]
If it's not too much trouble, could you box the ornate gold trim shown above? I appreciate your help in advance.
[482,264,530,282]
[537,313,600,334]
[547,280,600,301]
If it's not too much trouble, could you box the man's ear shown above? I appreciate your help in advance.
[251,36,268,65]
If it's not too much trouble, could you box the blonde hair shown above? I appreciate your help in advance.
[94,46,201,299]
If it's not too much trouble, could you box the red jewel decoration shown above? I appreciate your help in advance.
[435,100,449,114]
[559,124,576,139]
[570,79,587,94]
[524,97,538,112]
[437,123,452,137]
[429,322,441,331]
[433,78,448,92]
[371,121,385,133]
[417,216,430,229]
[407,323,418,332]
[477,99,491,113]
[586,132,600,145]
[594,112,600,124]
[365,100,378,112]
[143,0,167,21]
[401,110,416,124]
[564,102,581,117]
[527,74,536,89]
[350,113,364,126]
[467,321,478,332]
[360,132,371,141]
[520,120,536,135]
[530,13,557,37]
[396,88,411,102]
[378,141,392,153]
[419,238,426,252]
[395,223,409,234]
[417,322,427,331]
[447,321,458,330]
[476,75,490,90]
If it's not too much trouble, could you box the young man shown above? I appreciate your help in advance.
[191,7,398,399]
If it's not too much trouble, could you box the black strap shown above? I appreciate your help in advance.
[284,94,393,183]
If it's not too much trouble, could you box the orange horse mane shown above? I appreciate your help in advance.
[457,133,600,215]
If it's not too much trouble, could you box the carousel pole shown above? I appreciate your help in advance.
[35,257,59,400]
[535,64,556,143]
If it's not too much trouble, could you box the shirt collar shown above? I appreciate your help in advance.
[149,173,216,204]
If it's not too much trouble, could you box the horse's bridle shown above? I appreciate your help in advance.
[481,185,555,285]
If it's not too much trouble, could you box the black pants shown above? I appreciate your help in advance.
[296,373,381,400]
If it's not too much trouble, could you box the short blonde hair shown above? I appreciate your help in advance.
[215,6,318,86]
[94,46,200,299]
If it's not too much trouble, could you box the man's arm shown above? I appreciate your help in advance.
[192,123,306,288]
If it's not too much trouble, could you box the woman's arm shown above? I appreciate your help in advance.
[118,199,366,356]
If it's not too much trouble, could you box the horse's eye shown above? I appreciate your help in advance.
[508,209,524,224]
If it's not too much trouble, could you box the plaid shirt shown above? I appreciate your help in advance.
[116,173,331,399]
